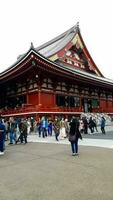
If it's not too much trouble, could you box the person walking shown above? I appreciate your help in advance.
[64,118,69,137]
[37,120,42,137]
[79,119,84,134]
[0,119,6,155]
[41,117,48,138]
[100,116,106,134]
[53,118,60,141]
[15,120,27,144]
[18,121,28,144]
[93,118,98,132]
[9,120,16,144]
[88,117,95,134]
[82,117,88,134]
[59,118,66,139]
[48,120,53,136]
[21,121,28,143]
[69,117,82,156]
[4,120,9,141]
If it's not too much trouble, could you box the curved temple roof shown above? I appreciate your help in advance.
[0,23,113,88]
[36,24,79,57]
[36,22,103,77]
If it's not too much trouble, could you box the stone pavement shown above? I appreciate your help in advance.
[28,125,113,149]
[0,125,113,200]
[0,142,113,200]
[28,134,113,149]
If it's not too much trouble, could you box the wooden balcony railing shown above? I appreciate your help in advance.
[2,105,113,117]
[1,105,83,116]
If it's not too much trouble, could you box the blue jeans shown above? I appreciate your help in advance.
[9,132,15,144]
[42,128,47,138]
[71,139,78,153]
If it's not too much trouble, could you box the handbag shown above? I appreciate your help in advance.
[78,132,82,140]
[68,134,76,142]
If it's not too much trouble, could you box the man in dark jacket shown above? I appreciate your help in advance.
[16,121,27,144]
[20,121,27,143]
[101,116,106,134]
[53,118,60,141]
[89,117,95,134]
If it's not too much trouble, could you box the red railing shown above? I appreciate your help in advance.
[2,105,113,117]
[1,105,83,116]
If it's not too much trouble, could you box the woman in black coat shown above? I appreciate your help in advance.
[69,117,82,156]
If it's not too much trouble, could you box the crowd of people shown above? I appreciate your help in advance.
[0,115,106,156]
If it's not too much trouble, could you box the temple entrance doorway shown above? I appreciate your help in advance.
[82,98,92,113]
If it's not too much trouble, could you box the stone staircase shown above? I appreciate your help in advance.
[80,113,112,126]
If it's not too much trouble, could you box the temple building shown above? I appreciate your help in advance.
[0,23,113,119]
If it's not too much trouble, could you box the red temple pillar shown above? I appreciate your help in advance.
[53,92,56,107]
[26,93,29,104]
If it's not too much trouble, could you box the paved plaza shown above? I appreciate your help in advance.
[28,125,113,149]
[0,126,113,200]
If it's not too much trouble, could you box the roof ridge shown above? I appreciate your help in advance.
[36,23,79,52]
